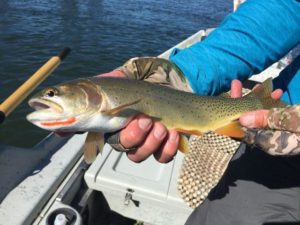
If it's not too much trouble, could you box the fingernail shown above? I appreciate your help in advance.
[138,117,152,131]
[169,131,179,143]
[154,125,167,140]
[240,113,255,127]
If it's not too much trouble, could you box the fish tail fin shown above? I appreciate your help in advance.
[248,78,286,109]
[84,132,105,164]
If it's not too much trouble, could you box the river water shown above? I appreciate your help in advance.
[0,0,232,147]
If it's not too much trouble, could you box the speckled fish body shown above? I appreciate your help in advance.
[26,77,282,163]
[89,77,264,133]
[27,76,282,134]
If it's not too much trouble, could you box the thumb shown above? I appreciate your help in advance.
[239,110,269,129]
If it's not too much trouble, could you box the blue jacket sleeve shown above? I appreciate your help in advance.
[169,0,300,96]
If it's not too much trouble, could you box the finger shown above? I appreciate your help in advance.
[127,122,168,162]
[154,130,179,163]
[239,110,269,128]
[119,115,153,149]
[271,89,283,100]
[95,70,125,78]
[230,79,243,98]
[252,83,261,91]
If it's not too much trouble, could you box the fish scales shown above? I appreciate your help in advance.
[89,77,263,132]
[26,77,284,164]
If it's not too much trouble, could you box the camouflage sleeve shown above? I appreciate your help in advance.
[243,105,300,156]
[267,105,300,133]
[116,57,193,92]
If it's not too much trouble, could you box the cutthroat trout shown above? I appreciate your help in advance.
[27,77,283,163]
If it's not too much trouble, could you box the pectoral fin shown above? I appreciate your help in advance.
[215,120,245,138]
[102,99,141,116]
[84,132,105,164]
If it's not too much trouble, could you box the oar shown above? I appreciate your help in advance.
[0,47,71,124]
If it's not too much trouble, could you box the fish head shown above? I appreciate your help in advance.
[26,79,103,132]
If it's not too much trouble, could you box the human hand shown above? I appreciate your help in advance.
[233,80,300,156]
[107,114,179,163]
[230,79,282,130]
[231,79,282,129]
[244,105,300,156]
[100,70,178,163]
[241,105,300,156]
[104,57,192,163]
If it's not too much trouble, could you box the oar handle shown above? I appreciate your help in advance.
[0,47,71,124]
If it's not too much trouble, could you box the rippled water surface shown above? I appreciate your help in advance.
[0,0,232,147]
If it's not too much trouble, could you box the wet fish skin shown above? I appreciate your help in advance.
[88,77,264,132]
[26,77,283,162]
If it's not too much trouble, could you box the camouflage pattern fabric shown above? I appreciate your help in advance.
[116,57,193,92]
[244,105,300,156]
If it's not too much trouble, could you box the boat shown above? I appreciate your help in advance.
[0,25,287,225]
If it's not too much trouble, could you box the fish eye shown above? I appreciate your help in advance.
[47,90,55,97]
[44,88,58,97]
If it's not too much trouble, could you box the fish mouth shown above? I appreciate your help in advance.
[27,98,79,131]
[28,98,63,113]
[27,98,65,124]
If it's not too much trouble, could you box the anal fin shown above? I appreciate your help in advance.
[178,134,190,154]
[174,128,202,154]
[215,120,245,138]
[84,132,105,164]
